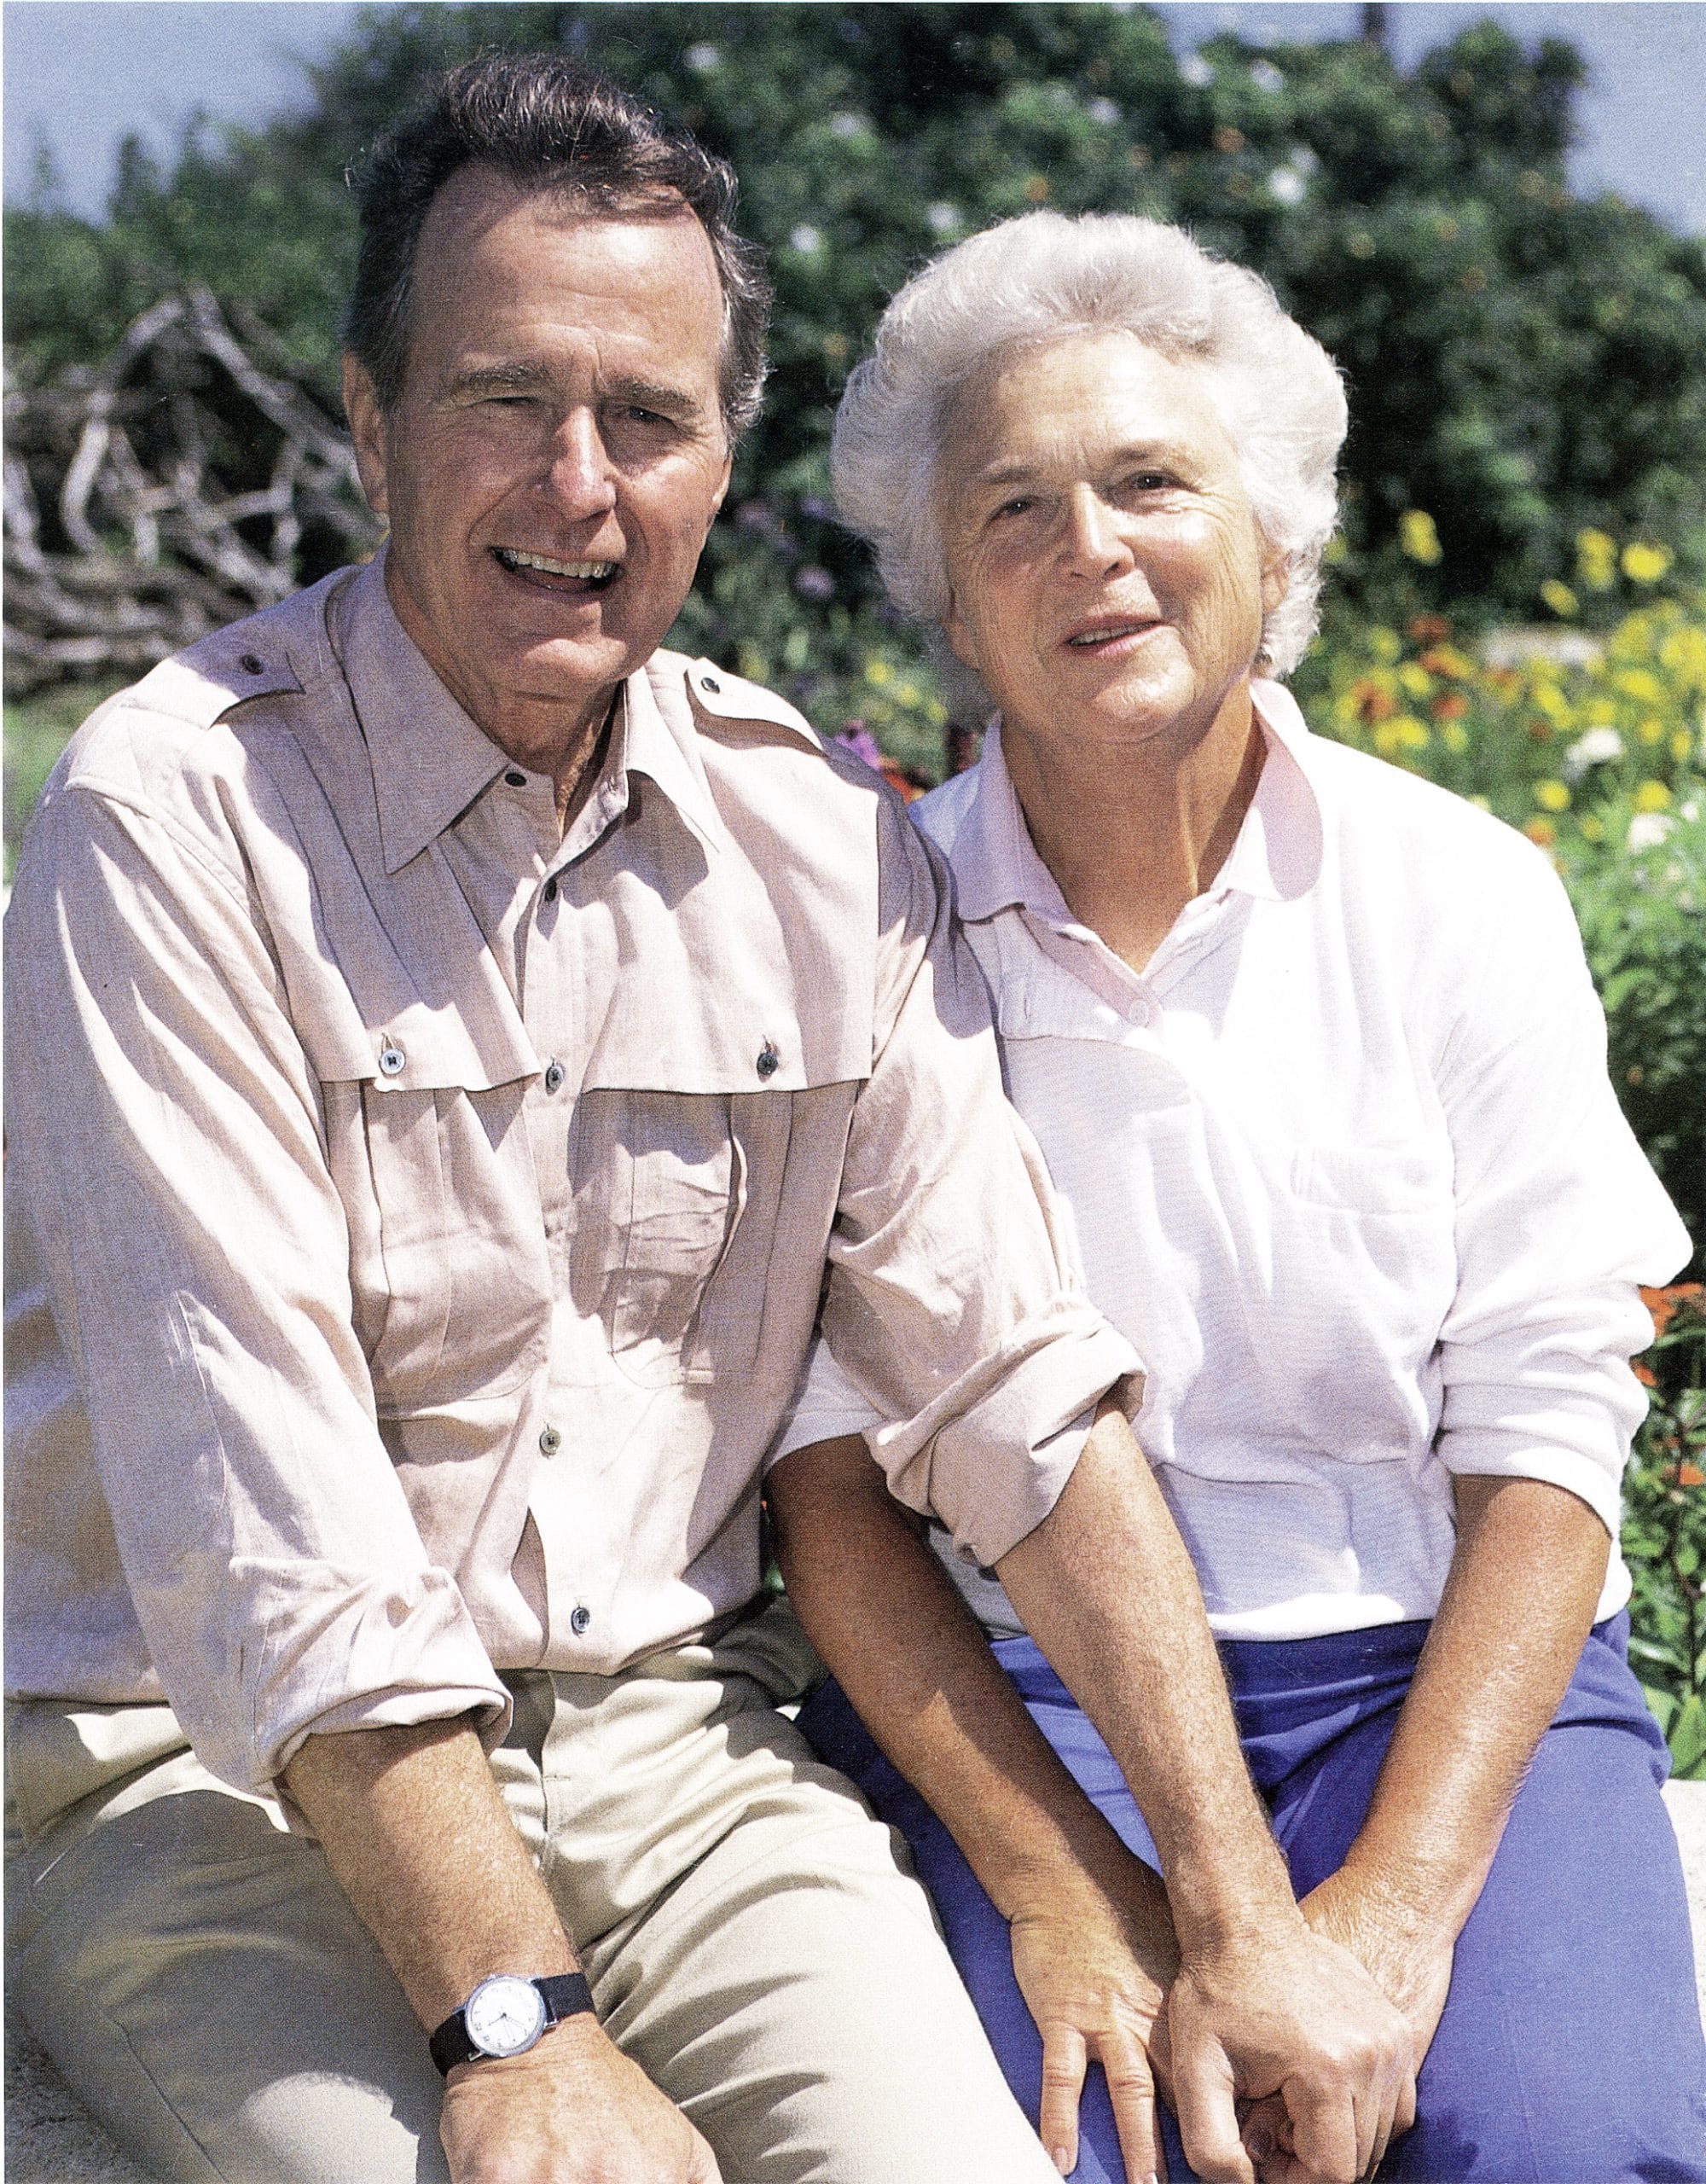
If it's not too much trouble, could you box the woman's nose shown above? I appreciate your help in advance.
[1061,487,1131,578]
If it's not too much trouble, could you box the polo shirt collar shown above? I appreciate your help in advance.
[334,551,728,874]
[946,678,1326,926]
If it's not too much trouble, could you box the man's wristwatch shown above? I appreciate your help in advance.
[428,1971,595,2075]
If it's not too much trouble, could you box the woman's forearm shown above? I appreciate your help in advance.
[1333,1472,1610,1939]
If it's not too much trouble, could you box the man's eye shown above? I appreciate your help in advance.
[1128,471,1172,493]
[992,496,1034,520]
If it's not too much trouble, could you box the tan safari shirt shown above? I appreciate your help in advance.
[4,555,1136,1796]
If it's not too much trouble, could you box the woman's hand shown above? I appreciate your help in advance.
[1007,1856,1179,2182]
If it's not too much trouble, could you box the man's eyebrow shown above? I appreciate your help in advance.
[446,361,554,399]
[608,377,711,422]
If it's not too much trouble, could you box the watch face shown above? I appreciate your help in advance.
[464,1975,548,2059]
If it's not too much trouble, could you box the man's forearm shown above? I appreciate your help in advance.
[994,1403,1296,1949]
[769,1435,1174,1926]
[282,1714,576,2030]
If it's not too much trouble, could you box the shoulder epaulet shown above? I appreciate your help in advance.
[676,655,822,751]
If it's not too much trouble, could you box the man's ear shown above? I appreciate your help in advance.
[341,354,391,520]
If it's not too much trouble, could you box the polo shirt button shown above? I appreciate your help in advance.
[542,875,558,903]
[543,1061,566,1095]
[378,1043,406,1077]
[240,653,265,675]
[756,1042,780,1080]
[701,674,721,694]
[504,770,527,787]
[570,1605,591,1635]
[539,1424,562,1455]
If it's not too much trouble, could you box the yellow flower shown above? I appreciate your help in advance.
[1622,541,1672,585]
[1634,780,1672,813]
[1395,715,1430,750]
[1615,669,1666,706]
[1442,721,1470,753]
[1575,528,1618,590]
[1541,579,1578,619]
[1369,627,1403,665]
[1535,780,1571,811]
[1532,682,1572,727]
[1585,694,1618,728]
[1638,715,1667,745]
[895,682,920,707]
[864,657,892,687]
[1399,662,1433,699]
[1579,812,1605,843]
[1399,510,1442,566]
[1671,729,1694,763]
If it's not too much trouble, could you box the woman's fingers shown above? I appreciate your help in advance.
[1038,2020,1089,2175]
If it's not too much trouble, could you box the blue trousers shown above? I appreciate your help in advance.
[798,1614,1706,2182]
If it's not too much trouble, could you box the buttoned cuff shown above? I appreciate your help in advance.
[870,1298,1141,1571]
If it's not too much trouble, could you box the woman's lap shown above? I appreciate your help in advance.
[798,1615,1706,2183]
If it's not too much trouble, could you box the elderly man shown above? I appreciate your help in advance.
[5,55,1410,2184]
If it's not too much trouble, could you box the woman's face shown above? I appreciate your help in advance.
[937,330,1285,764]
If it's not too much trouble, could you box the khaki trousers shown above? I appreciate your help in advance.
[6,1606,1057,2184]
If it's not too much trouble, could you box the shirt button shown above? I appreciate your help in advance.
[542,875,558,903]
[378,1043,406,1077]
[701,674,721,694]
[504,769,527,787]
[538,1424,562,1456]
[543,1060,566,1095]
[570,1605,592,1635]
[756,1042,780,1080]
[239,652,265,676]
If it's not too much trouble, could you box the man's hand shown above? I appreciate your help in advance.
[1007,1858,1178,2181]
[1163,1917,1416,2184]
[440,2018,720,2184]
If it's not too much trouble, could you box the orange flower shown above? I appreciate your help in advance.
[1432,693,1470,721]
[1408,613,1452,643]
[1678,1463,1706,1489]
[1526,717,1554,744]
[1523,816,1557,848]
[1644,1283,1706,1339]
[1354,679,1397,723]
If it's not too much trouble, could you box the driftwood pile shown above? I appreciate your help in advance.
[4,291,380,693]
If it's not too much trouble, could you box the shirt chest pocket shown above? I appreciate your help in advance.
[567,1088,752,1388]
[321,1018,552,1414]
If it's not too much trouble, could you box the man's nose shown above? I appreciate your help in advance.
[1060,487,1132,578]
[537,411,618,520]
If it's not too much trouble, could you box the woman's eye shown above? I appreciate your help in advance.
[992,496,1034,520]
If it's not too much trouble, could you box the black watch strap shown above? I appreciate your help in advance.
[429,1971,595,2076]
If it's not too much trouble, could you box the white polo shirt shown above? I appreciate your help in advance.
[775,681,1691,1639]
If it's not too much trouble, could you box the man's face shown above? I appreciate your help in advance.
[344,166,734,762]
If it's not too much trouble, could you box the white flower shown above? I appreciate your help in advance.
[1290,143,1320,176]
[1250,59,1285,93]
[1087,96,1122,126]
[1563,726,1625,780]
[684,44,719,73]
[1628,812,1677,852]
[1269,168,1307,205]
[830,111,867,139]
[1179,52,1214,88]
[926,202,960,235]
[790,225,824,255]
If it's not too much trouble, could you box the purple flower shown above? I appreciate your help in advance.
[794,566,835,601]
[799,495,832,523]
[834,723,884,770]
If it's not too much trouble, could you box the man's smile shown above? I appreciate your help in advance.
[491,546,620,590]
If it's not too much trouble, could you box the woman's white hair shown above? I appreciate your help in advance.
[830,210,1348,680]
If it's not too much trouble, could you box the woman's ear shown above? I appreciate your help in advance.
[943,591,983,676]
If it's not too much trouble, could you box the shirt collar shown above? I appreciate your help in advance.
[947,678,1325,927]
[331,551,729,874]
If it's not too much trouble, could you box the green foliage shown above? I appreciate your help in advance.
[3,677,127,880]
[8,3,1706,721]
[1622,1293,1706,1777]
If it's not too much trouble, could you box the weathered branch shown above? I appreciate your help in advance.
[5,290,381,694]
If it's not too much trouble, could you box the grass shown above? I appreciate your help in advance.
[4,676,125,883]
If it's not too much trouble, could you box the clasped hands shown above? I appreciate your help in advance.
[1008,1856,1445,2184]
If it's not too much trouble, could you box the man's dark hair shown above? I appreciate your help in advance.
[344,53,771,441]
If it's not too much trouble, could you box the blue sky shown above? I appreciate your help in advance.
[5,0,1705,235]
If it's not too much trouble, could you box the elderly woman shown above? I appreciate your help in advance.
[764,212,1706,2184]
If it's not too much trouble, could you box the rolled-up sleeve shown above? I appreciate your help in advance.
[812,791,1140,1570]
[1435,846,1691,1531]
[6,772,509,1795]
